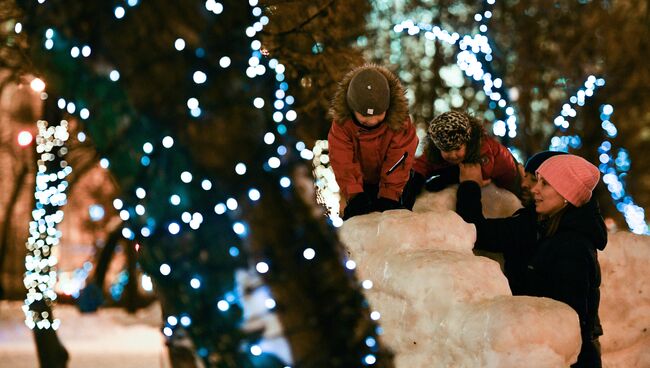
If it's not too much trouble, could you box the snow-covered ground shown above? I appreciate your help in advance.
[0,301,170,368]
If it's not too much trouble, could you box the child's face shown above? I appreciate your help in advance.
[354,111,386,128]
[440,144,467,164]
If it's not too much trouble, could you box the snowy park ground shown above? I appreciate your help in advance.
[0,300,170,368]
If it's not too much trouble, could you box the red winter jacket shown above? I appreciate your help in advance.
[328,118,417,201]
[327,65,418,201]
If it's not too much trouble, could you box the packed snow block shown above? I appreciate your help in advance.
[339,188,584,367]
[599,231,650,368]
[442,296,581,368]
[358,251,510,352]
[339,209,476,263]
[413,183,523,219]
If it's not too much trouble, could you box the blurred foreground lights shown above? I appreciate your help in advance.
[180,316,191,327]
[114,6,125,19]
[226,198,238,210]
[362,279,373,289]
[167,316,178,326]
[180,171,193,183]
[168,222,180,235]
[88,204,105,221]
[174,38,186,51]
[219,56,231,68]
[160,263,171,276]
[233,222,246,235]
[235,162,247,175]
[135,187,146,199]
[100,158,110,168]
[370,311,381,321]
[113,199,124,210]
[109,70,120,81]
[268,157,281,168]
[217,300,230,312]
[162,136,174,148]
[141,275,153,292]
[17,131,33,146]
[279,177,291,188]
[190,278,201,289]
[264,132,275,144]
[250,345,262,356]
[163,327,173,337]
[248,189,261,201]
[345,260,357,270]
[364,354,377,365]
[255,261,269,274]
[214,203,226,214]
[264,298,276,309]
[201,179,212,190]
[365,337,376,348]
[170,195,181,206]
[30,78,46,92]
[80,108,90,120]
[303,248,315,260]
[300,149,314,160]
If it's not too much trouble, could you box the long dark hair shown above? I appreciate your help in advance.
[539,204,572,237]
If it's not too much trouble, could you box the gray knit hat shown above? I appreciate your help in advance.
[346,68,390,116]
[428,111,472,151]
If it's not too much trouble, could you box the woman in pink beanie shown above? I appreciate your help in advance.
[457,153,607,367]
[530,154,607,367]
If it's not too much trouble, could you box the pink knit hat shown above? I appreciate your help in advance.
[536,154,600,207]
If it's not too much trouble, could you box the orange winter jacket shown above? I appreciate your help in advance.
[328,118,418,201]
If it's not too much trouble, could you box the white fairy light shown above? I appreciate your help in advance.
[23,119,71,330]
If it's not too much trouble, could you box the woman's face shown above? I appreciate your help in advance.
[354,111,386,127]
[531,174,567,216]
[440,144,467,164]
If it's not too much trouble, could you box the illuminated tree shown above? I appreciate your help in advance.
[14,0,391,366]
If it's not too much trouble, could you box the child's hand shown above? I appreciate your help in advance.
[459,163,491,187]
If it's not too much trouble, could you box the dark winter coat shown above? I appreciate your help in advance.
[413,118,520,194]
[456,181,607,368]
[456,181,538,295]
[328,65,418,201]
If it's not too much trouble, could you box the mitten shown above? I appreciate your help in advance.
[375,197,403,212]
[342,192,372,220]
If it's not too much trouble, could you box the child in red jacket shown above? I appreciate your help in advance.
[328,65,418,220]
[403,110,519,209]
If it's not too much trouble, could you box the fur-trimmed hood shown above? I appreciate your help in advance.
[328,64,410,131]
[423,112,486,164]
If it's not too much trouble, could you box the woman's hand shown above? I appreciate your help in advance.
[459,163,491,187]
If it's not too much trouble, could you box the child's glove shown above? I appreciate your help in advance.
[342,192,372,220]
[375,197,403,212]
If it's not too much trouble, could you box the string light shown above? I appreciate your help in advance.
[23,119,71,330]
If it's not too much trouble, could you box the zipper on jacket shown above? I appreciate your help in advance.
[386,152,408,176]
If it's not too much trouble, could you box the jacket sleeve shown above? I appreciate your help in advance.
[378,120,419,201]
[456,181,532,253]
[485,138,521,195]
[328,121,364,200]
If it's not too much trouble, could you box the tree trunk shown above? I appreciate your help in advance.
[0,164,28,299]
[31,300,70,368]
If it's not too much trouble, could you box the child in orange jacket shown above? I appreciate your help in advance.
[328,65,418,220]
